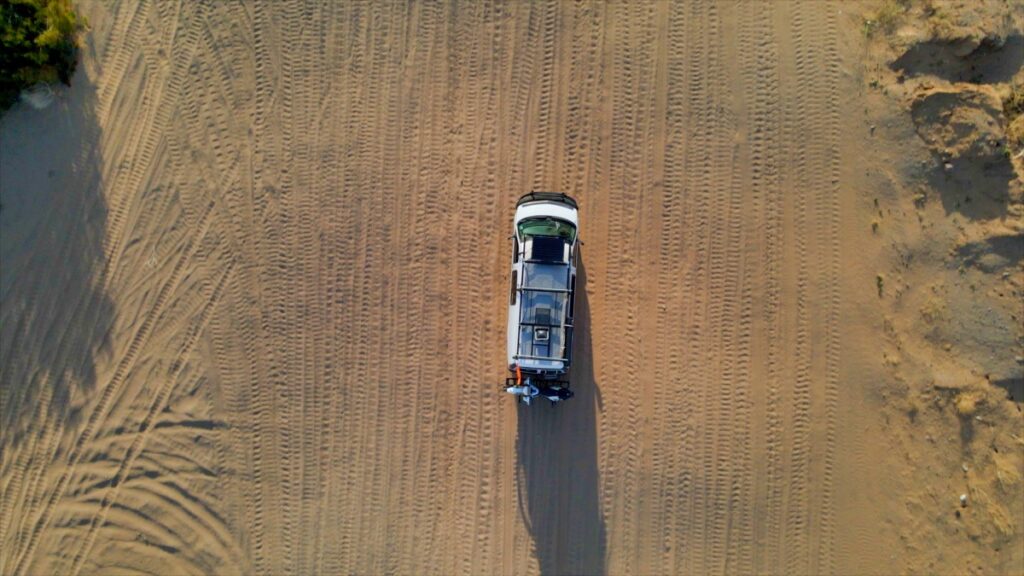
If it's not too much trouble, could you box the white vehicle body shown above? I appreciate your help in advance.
[506,192,579,379]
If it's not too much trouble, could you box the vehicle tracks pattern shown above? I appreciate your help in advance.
[0,1,847,574]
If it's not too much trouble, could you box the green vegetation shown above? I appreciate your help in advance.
[1,0,84,111]
[921,0,954,37]
[862,0,911,38]
[1005,86,1023,122]
[1003,84,1024,150]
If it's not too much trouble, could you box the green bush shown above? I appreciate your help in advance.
[862,0,911,38]
[0,0,84,111]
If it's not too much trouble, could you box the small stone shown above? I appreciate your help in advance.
[960,494,968,507]
[962,463,969,472]
[944,162,954,172]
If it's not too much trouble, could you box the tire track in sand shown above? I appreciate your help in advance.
[97,2,204,296]
[185,2,274,572]
[95,0,148,124]
[268,0,307,569]
[530,0,559,191]
[676,1,726,574]
[445,2,504,573]
[717,4,759,574]
[9,204,216,576]
[655,1,692,572]
[308,2,346,571]
[738,2,786,573]
[781,2,840,572]
[443,4,485,571]
[0,372,63,570]
[632,3,669,575]
[361,4,416,573]
[801,4,841,574]
[67,262,236,576]
[169,15,263,557]
[1,2,852,573]
[247,0,288,571]
[690,2,750,573]
[350,7,403,574]
[377,2,441,573]
[283,3,330,573]
[322,4,372,572]
[673,0,713,571]
[602,2,648,573]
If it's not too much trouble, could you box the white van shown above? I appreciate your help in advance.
[506,192,579,385]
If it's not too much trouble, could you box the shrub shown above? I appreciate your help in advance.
[1005,85,1024,153]
[863,0,911,38]
[0,0,84,112]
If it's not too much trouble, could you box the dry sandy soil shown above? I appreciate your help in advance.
[1,1,1021,575]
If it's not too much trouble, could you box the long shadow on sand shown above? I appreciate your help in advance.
[0,76,113,450]
[516,259,606,576]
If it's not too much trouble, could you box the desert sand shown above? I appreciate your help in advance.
[1,1,1021,575]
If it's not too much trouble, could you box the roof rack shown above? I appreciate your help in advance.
[513,260,574,367]
[516,191,578,210]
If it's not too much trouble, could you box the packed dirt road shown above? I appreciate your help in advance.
[2,1,1021,575]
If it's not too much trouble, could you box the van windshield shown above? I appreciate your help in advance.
[517,217,576,242]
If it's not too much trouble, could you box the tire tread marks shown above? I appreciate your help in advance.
[1,1,847,573]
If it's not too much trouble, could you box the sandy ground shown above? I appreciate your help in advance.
[1,1,1021,575]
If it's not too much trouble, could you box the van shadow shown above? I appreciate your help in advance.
[515,259,606,576]
[0,76,113,445]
